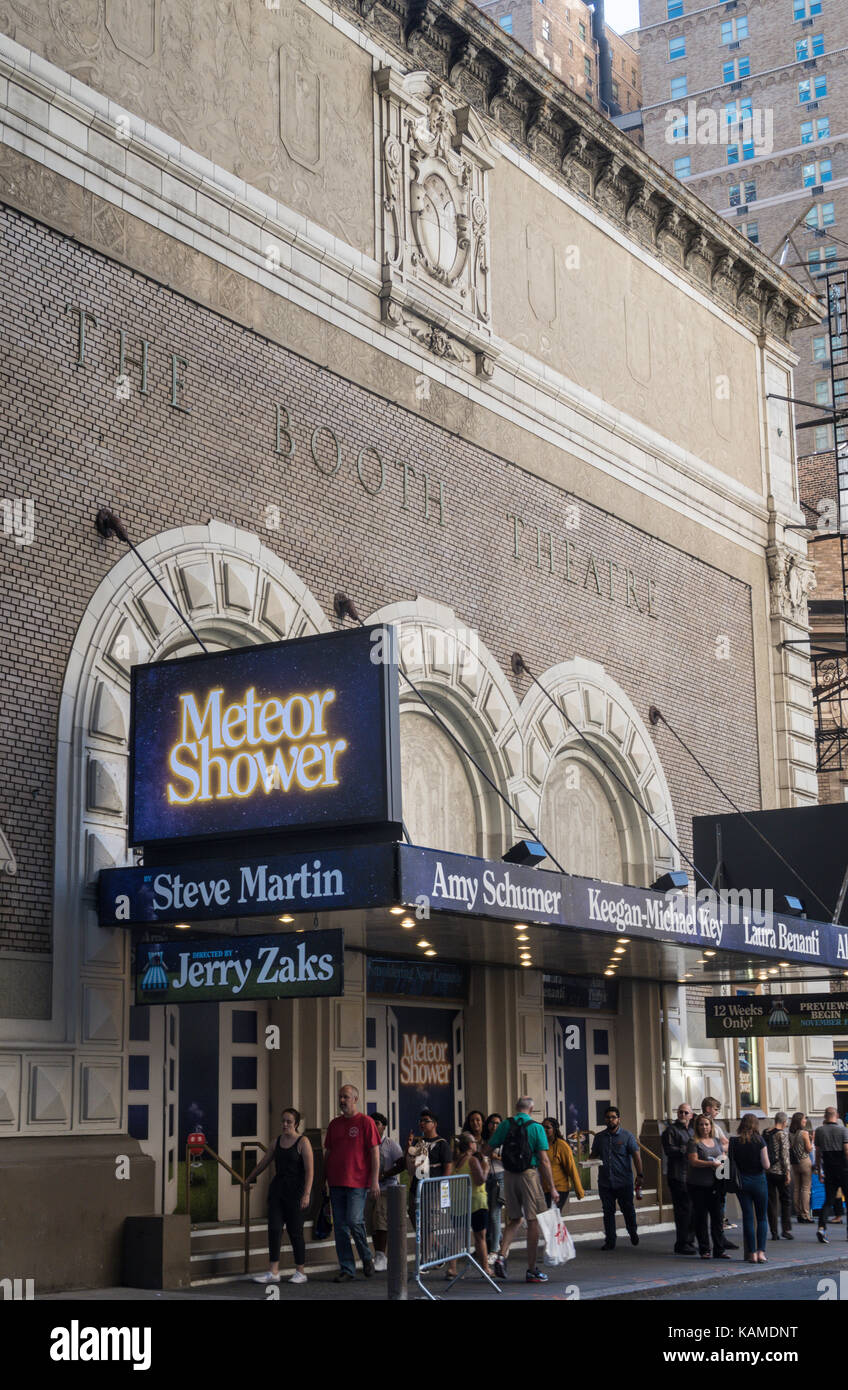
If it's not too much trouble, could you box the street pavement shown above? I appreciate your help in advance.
[38,1220,848,1302]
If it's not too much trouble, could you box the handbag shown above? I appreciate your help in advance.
[715,1146,741,1196]
[538,1206,576,1265]
[313,1185,333,1240]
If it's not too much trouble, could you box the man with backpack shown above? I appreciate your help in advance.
[483,1096,555,1283]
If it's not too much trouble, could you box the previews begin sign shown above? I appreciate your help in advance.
[706,992,848,1038]
[134,928,344,1004]
[129,625,401,847]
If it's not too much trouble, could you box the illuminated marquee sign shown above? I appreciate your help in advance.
[129,625,401,847]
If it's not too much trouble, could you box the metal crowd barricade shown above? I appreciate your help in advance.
[414,1174,501,1300]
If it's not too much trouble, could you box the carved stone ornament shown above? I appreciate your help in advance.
[767,544,817,623]
[376,68,495,361]
[0,824,16,876]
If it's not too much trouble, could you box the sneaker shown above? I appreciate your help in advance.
[334,1271,355,1282]
[817,1229,829,1244]
[526,1267,549,1283]
[494,1257,508,1280]
[288,1271,307,1284]
[363,1261,375,1278]
[252,1271,280,1284]
[373,1252,388,1272]
[630,1233,639,1246]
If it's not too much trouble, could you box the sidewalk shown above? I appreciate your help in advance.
[39,1222,848,1302]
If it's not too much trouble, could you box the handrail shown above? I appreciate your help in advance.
[185,1138,268,1275]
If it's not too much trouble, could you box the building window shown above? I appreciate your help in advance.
[669,35,686,60]
[721,16,748,43]
[743,220,759,244]
[806,202,835,230]
[671,74,688,98]
[667,0,683,14]
[725,97,753,128]
[795,33,825,58]
[128,1055,149,1091]
[632,67,638,85]
[674,155,691,178]
[541,16,551,40]
[815,424,832,450]
[611,79,619,99]
[801,116,830,141]
[568,38,573,55]
[727,144,739,164]
[723,56,751,82]
[794,0,822,17]
[579,19,586,39]
[815,378,831,405]
[128,1105,149,1141]
[499,13,513,32]
[672,117,689,141]
[802,158,833,185]
[808,246,838,275]
[729,178,757,206]
[741,139,755,160]
[799,75,828,100]
[812,335,828,360]
[584,54,592,77]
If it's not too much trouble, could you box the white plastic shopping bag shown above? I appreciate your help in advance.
[538,1206,576,1265]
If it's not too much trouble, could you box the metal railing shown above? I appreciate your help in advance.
[185,1138,268,1275]
[414,1174,501,1301]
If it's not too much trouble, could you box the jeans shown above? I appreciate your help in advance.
[818,1154,848,1228]
[329,1186,372,1276]
[599,1183,637,1245]
[767,1172,792,1238]
[668,1176,693,1251]
[738,1172,769,1256]
[690,1183,724,1255]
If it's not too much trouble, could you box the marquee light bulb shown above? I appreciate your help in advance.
[278,915,294,924]
[424,949,436,957]
[401,917,415,928]
[779,962,790,968]
[613,948,626,955]
[604,970,615,977]
[521,960,532,967]
[389,906,404,916]
[513,923,528,930]
[768,968,778,975]
[516,934,529,942]
[417,940,431,949]
[174,923,190,930]
[617,937,630,944]
[704,950,716,957]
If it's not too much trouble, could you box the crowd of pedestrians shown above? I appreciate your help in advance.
[660,1098,848,1264]
[241,1085,848,1285]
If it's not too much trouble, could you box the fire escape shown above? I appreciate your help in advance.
[805,267,848,772]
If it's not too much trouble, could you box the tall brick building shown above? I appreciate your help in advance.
[0,0,843,1290]
[475,0,641,114]
[636,0,848,455]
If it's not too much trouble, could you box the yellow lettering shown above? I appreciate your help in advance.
[167,744,201,804]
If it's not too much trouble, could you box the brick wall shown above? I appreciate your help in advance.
[0,204,761,952]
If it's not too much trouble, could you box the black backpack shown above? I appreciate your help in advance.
[501,1118,533,1173]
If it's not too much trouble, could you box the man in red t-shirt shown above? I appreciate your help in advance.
[324,1084,380,1282]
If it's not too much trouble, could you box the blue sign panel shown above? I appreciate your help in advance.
[129,624,401,847]
[367,957,469,999]
[100,843,396,925]
[394,1004,459,1143]
[134,928,344,1004]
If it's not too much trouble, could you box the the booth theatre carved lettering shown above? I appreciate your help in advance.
[274,402,446,524]
[64,304,191,412]
[166,686,346,805]
[507,513,659,617]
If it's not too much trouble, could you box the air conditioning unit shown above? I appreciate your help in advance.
[735,204,749,215]
[804,58,818,68]
[811,183,824,194]
[802,16,813,26]
[806,101,820,110]
[729,40,740,50]
[730,80,742,90]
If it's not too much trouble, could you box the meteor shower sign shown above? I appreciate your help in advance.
[128,625,402,846]
[134,928,344,1004]
[706,993,848,1038]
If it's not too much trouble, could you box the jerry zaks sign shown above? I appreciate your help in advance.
[134,928,344,1004]
[129,625,402,846]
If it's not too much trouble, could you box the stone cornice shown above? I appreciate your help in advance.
[339,0,821,337]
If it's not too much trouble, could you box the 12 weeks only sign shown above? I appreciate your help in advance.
[134,928,343,1004]
[706,992,848,1037]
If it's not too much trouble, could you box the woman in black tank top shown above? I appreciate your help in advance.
[244,1107,314,1284]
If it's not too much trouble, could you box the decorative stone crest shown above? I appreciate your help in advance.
[767,544,817,623]
[376,68,496,370]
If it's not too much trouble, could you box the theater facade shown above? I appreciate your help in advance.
[0,0,842,1286]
